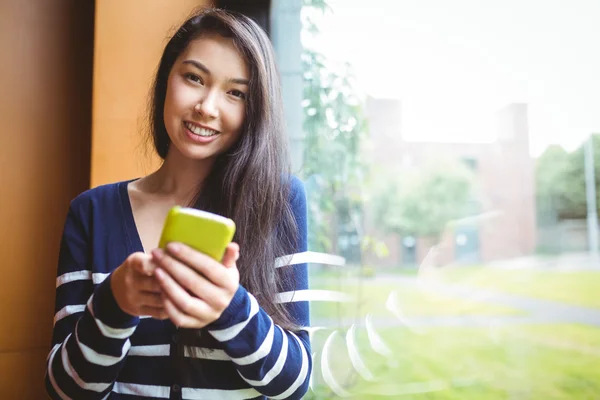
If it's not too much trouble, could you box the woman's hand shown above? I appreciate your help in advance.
[150,242,240,328]
[111,252,168,319]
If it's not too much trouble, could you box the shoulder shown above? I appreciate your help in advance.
[69,179,133,219]
[287,175,306,210]
[285,176,307,245]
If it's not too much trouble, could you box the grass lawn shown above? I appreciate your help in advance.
[305,268,600,399]
[307,324,600,399]
[424,267,600,309]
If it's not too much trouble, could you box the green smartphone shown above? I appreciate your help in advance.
[158,206,236,262]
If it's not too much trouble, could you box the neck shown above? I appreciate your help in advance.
[146,147,216,205]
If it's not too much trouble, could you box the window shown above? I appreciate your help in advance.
[271,1,600,398]
[461,156,478,171]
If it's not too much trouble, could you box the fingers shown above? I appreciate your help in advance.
[129,252,157,277]
[139,292,164,309]
[151,248,220,301]
[139,291,168,320]
[164,243,228,286]
[129,253,161,292]
[222,243,240,268]
[136,275,162,294]
[154,267,214,325]
[162,298,205,328]
[140,306,169,320]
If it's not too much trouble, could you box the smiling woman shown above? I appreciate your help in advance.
[163,35,248,159]
[45,8,311,400]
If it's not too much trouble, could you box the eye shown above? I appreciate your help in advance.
[229,89,246,100]
[184,73,203,85]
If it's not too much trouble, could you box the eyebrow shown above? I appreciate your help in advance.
[182,59,249,86]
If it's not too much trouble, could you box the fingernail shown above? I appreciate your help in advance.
[167,242,181,253]
[152,248,163,259]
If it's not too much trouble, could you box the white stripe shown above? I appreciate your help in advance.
[78,339,130,367]
[182,387,261,400]
[309,352,316,395]
[47,343,72,400]
[113,382,170,398]
[365,314,393,358]
[87,295,137,339]
[127,345,232,360]
[275,251,345,268]
[75,321,130,366]
[184,347,230,360]
[47,342,58,363]
[231,322,274,366]
[54,305,86,325]
[320,331,352,397]
[346,325,375,381]
[93,272,110,284]
[270,331,310,399]
[55,271,110,287]
[239,326,288,387]
[60,334,111,392]
[56,271,91,287]
[301,326,326,343]
[275,289,352,303]
[128,345,170,357]
[209,294,259,342]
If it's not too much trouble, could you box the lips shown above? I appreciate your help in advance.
[184,121,219,137]
[182,121,222,144]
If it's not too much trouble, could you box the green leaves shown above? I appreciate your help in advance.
[301,0,369,254]
[536,135,600,221]
[372,159,475,239]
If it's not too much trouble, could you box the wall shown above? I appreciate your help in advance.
[91,0,211,187]
[0,1,94,397]
[0,1,211,397]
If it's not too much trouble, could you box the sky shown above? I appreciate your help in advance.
[303,0,600,156]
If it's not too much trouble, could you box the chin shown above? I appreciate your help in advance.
[181,147,218,162]
[167,140,212,161]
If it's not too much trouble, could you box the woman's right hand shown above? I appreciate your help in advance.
[111,252,168,319]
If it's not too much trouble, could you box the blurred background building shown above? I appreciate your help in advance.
[365,99,536,267]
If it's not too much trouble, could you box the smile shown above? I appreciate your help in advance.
[184,121,219,137]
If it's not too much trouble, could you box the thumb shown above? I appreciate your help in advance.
[221,242,240,268]
[130,252,156,276]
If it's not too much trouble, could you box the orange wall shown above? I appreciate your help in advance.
[0,1,212,397]
[91,0,212,187]
[0,1,94,397]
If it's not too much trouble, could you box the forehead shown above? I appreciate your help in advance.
[179,35,249,79]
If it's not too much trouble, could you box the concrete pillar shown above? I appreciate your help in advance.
[271,0,304,173]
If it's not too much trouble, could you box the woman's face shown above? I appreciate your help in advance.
[163,34,249,162]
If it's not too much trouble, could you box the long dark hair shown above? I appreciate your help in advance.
[148,8,299,331]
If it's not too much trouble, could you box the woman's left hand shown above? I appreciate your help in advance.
[151,242,240,328]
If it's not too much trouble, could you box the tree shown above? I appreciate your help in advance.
[535,134,600,220]
[372,159,475,240]
[301,0,369,257]
[535,144,569,224]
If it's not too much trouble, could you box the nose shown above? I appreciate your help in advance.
[194,89,218,120]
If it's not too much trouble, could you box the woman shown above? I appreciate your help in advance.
[45,8,311,400]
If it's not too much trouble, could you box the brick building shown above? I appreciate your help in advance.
[364,98,536,267]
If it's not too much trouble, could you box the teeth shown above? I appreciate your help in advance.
[185,122,218,137]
